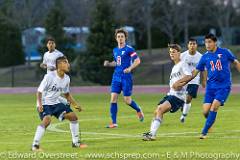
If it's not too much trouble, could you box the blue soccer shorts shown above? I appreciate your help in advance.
[204,87,231,106]
[111,77,133,96]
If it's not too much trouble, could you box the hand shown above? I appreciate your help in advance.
[38,105,43,112]
[72,104,83,112]
[103,60,110,67]
[123,67,132,73]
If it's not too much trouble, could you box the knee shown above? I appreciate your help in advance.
[42,117,51,128]
[69,114,78,121]
[111,95,118,103]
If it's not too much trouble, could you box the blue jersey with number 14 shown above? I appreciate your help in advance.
[112,45,138,82]
[196,47,236,89]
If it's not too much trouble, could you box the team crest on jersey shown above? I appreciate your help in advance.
[218,54,222,59]
[121,51,125,55]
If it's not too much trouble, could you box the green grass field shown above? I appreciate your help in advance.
[0,93,240,160]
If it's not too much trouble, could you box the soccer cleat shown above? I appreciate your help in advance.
[72,142,88,148]
[142,132,156,141]
[180,115,185,123]
[137,111,144,122]
[199,134,207,139]
[106,123,118,128]
[31,144,43,152]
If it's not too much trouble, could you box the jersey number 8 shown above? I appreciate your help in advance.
[117,56,121,66]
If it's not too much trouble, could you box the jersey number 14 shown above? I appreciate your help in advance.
[210,60,222,71]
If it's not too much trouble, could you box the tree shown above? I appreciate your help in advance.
[0,14,25,67]
[79,0,116,85]
[42,0,76,61]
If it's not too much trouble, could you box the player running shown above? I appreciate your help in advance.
[180,38,206,123]
[32,56,87,151]
[142,44,192,141]
[104,28,144,128]
[175,34,240,139]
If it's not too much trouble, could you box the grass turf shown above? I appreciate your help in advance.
[0,93,240,160]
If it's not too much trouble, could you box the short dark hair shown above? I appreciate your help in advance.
[168,43,181,52]
[205,33,217,42]
[56,56,67,69]
[188,38,197,43]
[115,28,128,39]
[46,37,55,43]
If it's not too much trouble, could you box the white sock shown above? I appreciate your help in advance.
[150,118,162,136]
[182,103,191,116]
[70,121,79,144]
[32,125,45,146]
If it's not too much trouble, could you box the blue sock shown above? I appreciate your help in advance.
[129,101,141,112]
[110,103,118,124]
[202,111,217,135]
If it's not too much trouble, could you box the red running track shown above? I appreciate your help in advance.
[0,85,239,94]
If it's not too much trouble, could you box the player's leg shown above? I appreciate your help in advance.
[200,88,230,139]
[180,84,199,123]
[122,77,144,122]
[32,105,52,151]
[142,100,171,141]
[180,94,192,123]
[143,96,184,141]
[107,80,121,128]
[64,112,87,148]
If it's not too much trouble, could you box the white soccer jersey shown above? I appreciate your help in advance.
[180,50,202,85]
[42,49,64,73]
[168,61,192,101]
[38,71,70,105]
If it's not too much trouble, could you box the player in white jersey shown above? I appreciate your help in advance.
[39,38,67,105]
[32,56,87,151]
[142,44,192,141]
[179,38,206,123]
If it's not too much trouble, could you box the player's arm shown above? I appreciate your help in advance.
[233,59,240,72]
[37,75,49,112]
[40,63,47,69]
[124,57,141,73]
[64,93,82,112]
[173,69,200,90]
[103,60,116,67]
[201,70,207,88]
[172,74,193,91]
[37,92,43,112]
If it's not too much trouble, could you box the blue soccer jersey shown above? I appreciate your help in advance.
[112,45,138,82]
[196,47,237,89]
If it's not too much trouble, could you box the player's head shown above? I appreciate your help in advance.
[187,38,197,54]
[46,37,56,52]
[115,28,128,45]
[205,33,217,51]
[56,56,70,73]
[168,44,181,61]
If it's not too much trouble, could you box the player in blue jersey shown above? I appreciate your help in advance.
[174,34,240,139]
[104,28,144,128]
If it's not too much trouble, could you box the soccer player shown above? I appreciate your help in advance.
[39,37,68,105]
[175,34,240,139]
[179,38,206,123]
[40,38,64,73]
[32,56,87,151]
[142,44,192,141]
[104,28,144,128]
